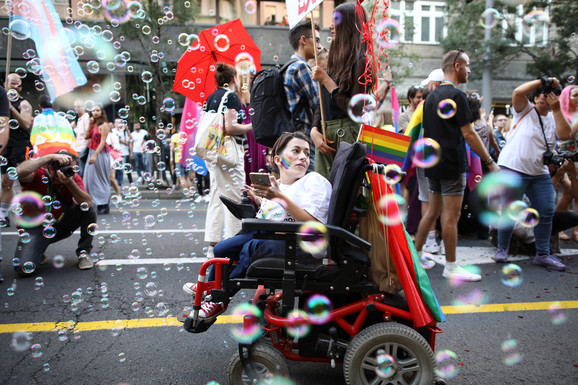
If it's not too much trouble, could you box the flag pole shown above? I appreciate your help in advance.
[5,22,13,84]
[309,12,327,142]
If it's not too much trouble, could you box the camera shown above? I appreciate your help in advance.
[50,162,76,177]
[543,151,578,167]
[541,76,562,96]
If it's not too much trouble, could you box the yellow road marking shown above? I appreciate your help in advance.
[0,301,576,334]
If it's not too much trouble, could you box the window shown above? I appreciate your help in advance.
[387,1,447,44]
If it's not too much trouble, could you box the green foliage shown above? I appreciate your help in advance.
[441,0,578,85]
[91,0,199,122]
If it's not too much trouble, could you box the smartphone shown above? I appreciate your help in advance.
[250,172,271,186]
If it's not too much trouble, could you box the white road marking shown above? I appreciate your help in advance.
[97,257,208,266]
[1,229,204,236]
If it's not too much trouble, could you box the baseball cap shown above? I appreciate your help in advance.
[421,69,444,86]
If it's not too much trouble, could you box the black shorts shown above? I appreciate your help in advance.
[1,145,29,173]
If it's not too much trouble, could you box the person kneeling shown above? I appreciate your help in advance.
[13,153,96,276]
[183,132,332,320]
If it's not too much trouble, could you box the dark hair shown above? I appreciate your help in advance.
[288,18,320,51]
[421,87,431,100]
[442,49,464,73]
[272,131,311,157]
[407,85,423,103]
[39,95,52,109]
[327,3,371,95]
[466,90,482,122]
[88,104,108,126]
[215,62,236,87]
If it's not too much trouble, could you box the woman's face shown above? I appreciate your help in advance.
[275,138,310,181]
[570,87,578,108]
[92,106,102,118]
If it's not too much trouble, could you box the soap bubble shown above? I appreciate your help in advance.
[420,253,436,270]
[376,19,401,48]
[286,309,310,338]
[501,264,523,287]
[383,164,403,185]
[10,331,32,352]
[411,138,441,168]
[375,350,395,378]
[297,221,328,256]
[305,294,332,325]
[434,350,459,379]
[10,191,45,228]
[517,208,539,228]
[480,8,501,29]
[230,303,262,344]
[347,94,377,124]
[501,339,523,366]
[214,34,230,52]
[437,99,457,119]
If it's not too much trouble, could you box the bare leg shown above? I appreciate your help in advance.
[414,192,443,252]
[440,195,464,263]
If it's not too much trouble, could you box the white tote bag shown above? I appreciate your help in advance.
[194,90,236,166]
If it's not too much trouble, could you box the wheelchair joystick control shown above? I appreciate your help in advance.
[241,190,250,204]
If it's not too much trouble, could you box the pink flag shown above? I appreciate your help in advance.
[390,86,400,129]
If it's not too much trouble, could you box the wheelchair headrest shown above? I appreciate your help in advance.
[328,141,367,228]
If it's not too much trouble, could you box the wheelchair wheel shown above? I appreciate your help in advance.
[343,323,435,385]
[227,342,289,385]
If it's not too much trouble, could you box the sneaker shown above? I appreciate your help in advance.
[198,301,227,320]
[194,196,203,203]
[423,241,440,254]
[136,177,143,185]
[203,195,211,203]
[207,246,214,259]
[78,256,94,270]
[442,265,481,282]
[182,282,208,299]
[492,248,508,263]
[439,240,446,255]
[532,254,566,271]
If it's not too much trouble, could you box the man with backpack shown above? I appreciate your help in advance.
[283,19,322,168]
[250,19,321,165]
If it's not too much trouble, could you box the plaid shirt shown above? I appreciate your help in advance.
[283,55,319,131]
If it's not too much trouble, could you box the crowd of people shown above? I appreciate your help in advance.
[0,4,576,317]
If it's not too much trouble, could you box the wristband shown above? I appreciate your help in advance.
[485,156,494,165]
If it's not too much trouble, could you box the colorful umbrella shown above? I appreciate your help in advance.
[173,19,261,103]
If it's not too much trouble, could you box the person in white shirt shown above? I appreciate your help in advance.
[494,77,572,271]
[130,122,148,184]
[183,131,332,321]
[72,100,90,177]
[111,118,133,185]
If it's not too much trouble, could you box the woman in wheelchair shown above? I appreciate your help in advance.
[183,131,333,320]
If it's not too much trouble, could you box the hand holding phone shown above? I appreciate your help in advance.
[249,172,271,186]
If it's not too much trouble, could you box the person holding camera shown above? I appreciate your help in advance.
[13,153,96,276]
[493,77,572,270]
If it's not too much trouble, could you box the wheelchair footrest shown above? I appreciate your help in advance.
[183,316,217,334]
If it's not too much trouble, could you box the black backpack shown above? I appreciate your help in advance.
[250,58,310,147]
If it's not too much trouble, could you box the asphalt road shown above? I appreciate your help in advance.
[0,198,577,385]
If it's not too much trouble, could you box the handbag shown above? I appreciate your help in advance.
[194,90,239,168]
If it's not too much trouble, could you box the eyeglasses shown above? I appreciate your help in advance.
[305,35,321,44]
[452,48,464,68]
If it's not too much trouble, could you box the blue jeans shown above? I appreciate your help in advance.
[133,152,146,178]
[497,168,555,256]
[115,155,133,186]
[209,231,268,281]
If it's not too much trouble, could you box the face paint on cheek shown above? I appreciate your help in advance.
[281,155,292,169]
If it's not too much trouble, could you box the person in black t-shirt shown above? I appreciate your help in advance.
[413,50,499,282]
[0,85,10,282]
[1,74,34,226]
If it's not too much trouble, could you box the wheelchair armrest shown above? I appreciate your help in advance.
[220,195,256,220]
[241,219,371,251]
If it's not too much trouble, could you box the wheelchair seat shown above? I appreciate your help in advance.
[239,141,374,291]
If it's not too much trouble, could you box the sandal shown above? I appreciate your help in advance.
[559,231,571,241]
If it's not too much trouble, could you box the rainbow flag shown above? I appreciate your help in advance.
[30,109,77,157]
[358,124,411,167]
[9,0,87,101]
[401,104,423,171]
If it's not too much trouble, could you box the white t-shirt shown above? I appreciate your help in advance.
[112,127,131,156]
[498,101,556,176]
[257,172,332,224]
[131,129,147,153]
[75,113,90,152]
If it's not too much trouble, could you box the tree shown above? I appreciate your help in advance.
[441,0,578,85]
[91,0,199,124]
